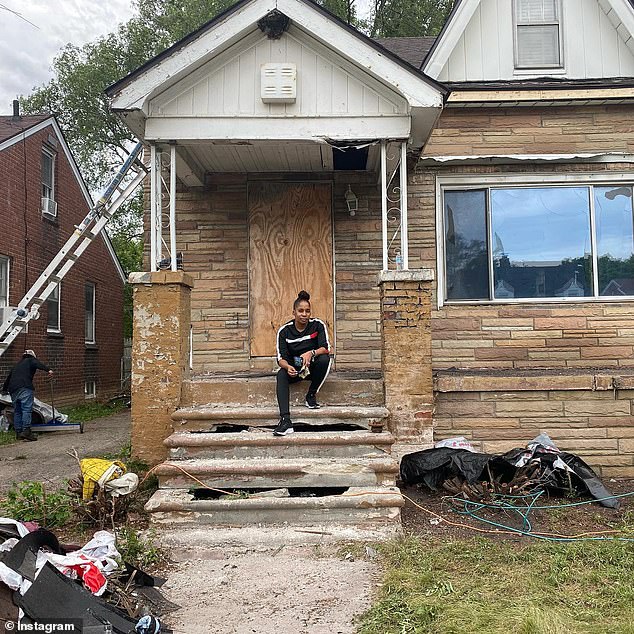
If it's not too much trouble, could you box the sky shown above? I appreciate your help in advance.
[0,0,138,114]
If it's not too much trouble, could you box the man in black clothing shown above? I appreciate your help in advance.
[1,350,53,441]
[274,290,331,436]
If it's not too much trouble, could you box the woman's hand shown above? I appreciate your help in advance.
[300,351,313,368]
[287,366,298,377]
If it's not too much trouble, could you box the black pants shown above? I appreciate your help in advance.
[276,354,332,418]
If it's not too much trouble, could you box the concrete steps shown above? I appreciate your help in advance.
[171,405,389,431]
[165,430,395,460]
[146,487,404,529]
[146,377,402,538]
[181,371,384,407]
[155,455,398,489]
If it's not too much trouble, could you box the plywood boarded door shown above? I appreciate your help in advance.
[249,182,334,357]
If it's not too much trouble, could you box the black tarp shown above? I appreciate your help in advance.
[401,445,620,509]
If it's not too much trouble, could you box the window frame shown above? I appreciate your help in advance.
[85,282,96,344]
[513,0,564,71]
[41,147,56,201]
[436,172,634,308]
[0,256,9,308]
[46,283,61,333]
[84,380,96,399]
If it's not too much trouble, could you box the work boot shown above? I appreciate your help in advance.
[19,430,38,442]
[273,417,294,436]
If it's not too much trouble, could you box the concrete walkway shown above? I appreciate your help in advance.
[0,409,131,491]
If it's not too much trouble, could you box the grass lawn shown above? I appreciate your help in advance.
[357,536,634,634]
[0,430,17,446]
[62,399,128,423]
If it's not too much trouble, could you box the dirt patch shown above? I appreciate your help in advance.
[401,478,634,540]
[0,410,131,492]
[162,544,376,634]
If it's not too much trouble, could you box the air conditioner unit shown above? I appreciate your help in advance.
[41,197,58,217]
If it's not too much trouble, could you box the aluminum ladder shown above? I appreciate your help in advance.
[0,143,148,358]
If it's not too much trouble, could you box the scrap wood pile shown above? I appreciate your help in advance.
[401,433,620,510]
[0,521,177,632]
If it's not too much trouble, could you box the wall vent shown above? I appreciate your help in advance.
[261,63,296,104]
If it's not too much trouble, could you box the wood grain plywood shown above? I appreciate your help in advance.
[248,182,333,357]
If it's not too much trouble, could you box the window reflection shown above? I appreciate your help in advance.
[491,187,593,299]
[444,190,489,300]
[595,186,634,296]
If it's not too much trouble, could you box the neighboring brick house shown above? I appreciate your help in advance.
[107,0,634,480]
[0,112,125,406]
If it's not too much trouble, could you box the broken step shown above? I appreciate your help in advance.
[145,486,404,528]
[171,405,389,431]
[154,455,399,489]
[165,430,396,460]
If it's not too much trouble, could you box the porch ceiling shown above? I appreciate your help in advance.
[177,140,381,175]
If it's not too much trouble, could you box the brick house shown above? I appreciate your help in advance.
[0,112,125,406]
[106,0,634,527]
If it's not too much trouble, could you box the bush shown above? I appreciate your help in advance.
[116,526,166,569]
[1,480,72,528]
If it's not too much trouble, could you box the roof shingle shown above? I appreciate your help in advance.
[374,36,436,69]
[0,115,50,146]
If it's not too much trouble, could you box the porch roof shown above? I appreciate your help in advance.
[107,0,445,158]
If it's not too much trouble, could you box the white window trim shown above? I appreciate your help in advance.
[41,147,55,200]
[0,255,9,308]
[84,380,96,399]
[435,171,634,309]
[85,282,96,344]
[46,283,61,333]
[513,0,564,72]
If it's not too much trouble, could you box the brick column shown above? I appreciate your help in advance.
[129,271,193,465]
[378,270,434,458]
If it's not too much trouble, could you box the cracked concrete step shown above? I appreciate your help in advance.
[165,430,396,460]
[171,405,389,431]
[145,486,404,528]
[182,372,384,407]
[154,456,399,489]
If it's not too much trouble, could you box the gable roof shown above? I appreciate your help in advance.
[423,0,634,79]
[106,0,446,105]
[0,115,126,284]
[376,36,436,69]
[0,115,50,145]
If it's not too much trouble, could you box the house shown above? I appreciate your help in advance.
[107,0,634,528]
[0,106,125,406]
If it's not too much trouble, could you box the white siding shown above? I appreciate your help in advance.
[150,27,407,118]
[437,0,634,82]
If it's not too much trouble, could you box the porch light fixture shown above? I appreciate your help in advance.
[344,185,358,216]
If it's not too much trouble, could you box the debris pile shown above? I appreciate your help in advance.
[401,433,619,510]
[0,519,177,632]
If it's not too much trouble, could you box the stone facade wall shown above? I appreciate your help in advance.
[157,173,385,373]
[412,105,634,473]
[424,105,634,156]
[411,105,634,371]
[434,376,634,478]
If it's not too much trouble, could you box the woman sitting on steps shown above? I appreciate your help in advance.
[273,290,331,437]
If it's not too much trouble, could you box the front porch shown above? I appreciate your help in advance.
[109,0,444,531]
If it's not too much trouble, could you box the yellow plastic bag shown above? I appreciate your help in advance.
[80,458,127,500]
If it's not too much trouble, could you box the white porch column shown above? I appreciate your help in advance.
[380,141,388,271]
[399,141,409,270]
[169,145,178,272]
[149,144,157,272]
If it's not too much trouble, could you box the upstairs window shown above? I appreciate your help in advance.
[41,149,57,217]
[47,283,61,332]
[85,282,96,344]
[0,256,8,308]
[514,0,563,70]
